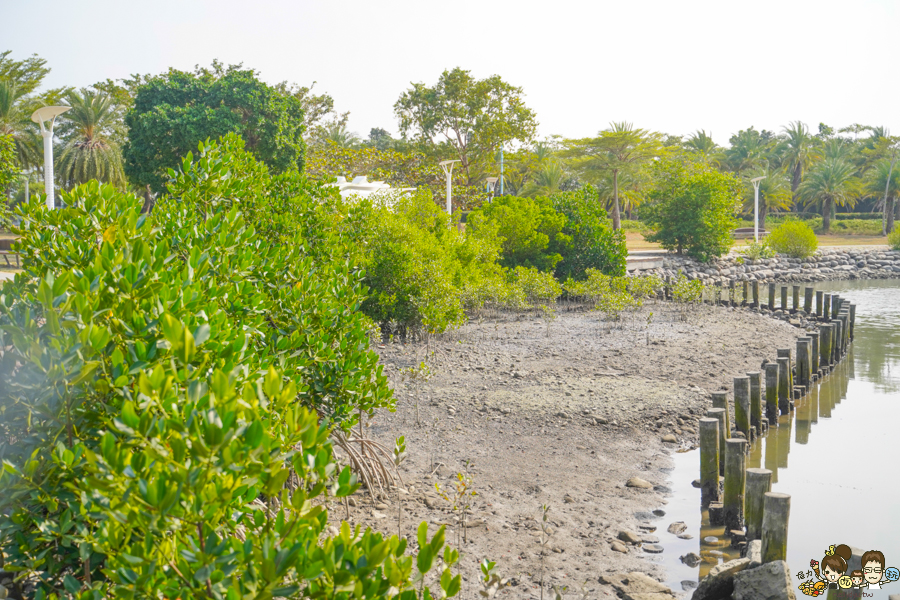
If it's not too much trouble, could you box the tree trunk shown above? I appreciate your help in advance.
[887,196,896,235]
[759,202,768,233]
[791,162,802,206]
[822,197,833,234]
[611,169,621,230]
[140,185,155,214]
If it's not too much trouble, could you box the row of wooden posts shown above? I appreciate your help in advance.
[696,286,856,565]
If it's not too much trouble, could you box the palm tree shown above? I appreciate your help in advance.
[0,79,41,170]
[742,168,792,226]
[865,157,899,234]
[316,120,360,148]
[780,121,819,203]
[797,159,860,233]
[683,130,722,165]
[520,162,564,197]
[724,128,774,174]
[56,89,125,188]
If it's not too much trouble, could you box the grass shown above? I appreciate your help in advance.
[625,232,891,253]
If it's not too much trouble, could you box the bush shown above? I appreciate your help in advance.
[768,219,819,258]
[551,187,627,279]
[888,224,900,250]
[1,142,470,599]
[467,195,570,272]
[643,159,742,262]
[739,240,776,260]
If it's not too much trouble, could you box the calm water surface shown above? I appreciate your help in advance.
[657,279,900,597]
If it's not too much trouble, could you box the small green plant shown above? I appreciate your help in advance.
[394,436,407,536]
[479,559,509,598]
[539,504,552,600]
[403,361,433,426]
[671,272,705,321]
[740,239,776,260]
[888,223,900,250]
[768,219,819,258]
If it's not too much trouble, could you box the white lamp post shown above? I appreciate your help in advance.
[31,106,71,210]
[485,176,498,200]
[439,160,460,215]
[750,176,765,242]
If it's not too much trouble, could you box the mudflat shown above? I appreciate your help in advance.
[336,302,799,599]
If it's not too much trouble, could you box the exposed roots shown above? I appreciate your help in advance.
[331,429,403,499]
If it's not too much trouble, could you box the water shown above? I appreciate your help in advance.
[658,279,900,597]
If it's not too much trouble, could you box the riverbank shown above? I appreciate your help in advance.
[635,247,900,285]
[336,302,801,599]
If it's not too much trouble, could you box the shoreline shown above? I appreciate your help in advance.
[339,301,805,598]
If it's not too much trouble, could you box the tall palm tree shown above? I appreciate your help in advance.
[865,157,899,234]
[56,89,125,188]
[317,120,360,148]
[0,79,41,170]
[797,159,860,233]
[780,121,819,203]
[520,162,564,197]
[724,127,774,174]
[683,130,722,166]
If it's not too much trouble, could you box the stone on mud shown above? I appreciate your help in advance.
[692,557,751,600]
[626,476,654,489]
[732,560,796,600]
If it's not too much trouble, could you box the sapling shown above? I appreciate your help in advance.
[479,558,509,598]
[539,504,552,600]
[393,436,407,537]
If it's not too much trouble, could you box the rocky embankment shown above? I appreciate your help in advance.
[642,247,900,284]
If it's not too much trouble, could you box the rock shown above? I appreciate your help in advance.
[563,494,575,504]
[610,541,629,553]
[599,572,677,600]
[626,476,654,489]
[643,543,664,554]
[556,411,569,418]
[732,560,796,600]
[638,524,657,532]
[595,417,609,424]
[618,529,642,544]
[708,502,725,526]
[667,521,687,535]
[652,509,666,517]
[641,535,660,543]
[661,433,677,443]
[692,558,751,600]
[691,478,702,488]
[681,552,702,567]
[681,580,699,592]
[730,530,747,546]
[747,540,762,569]
[677,533,694,540]
[375,503,389,510]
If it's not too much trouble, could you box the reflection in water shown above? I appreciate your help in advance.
[660,279,900,597]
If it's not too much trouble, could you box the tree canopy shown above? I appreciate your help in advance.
[394,67,538,184]
[123,62,306,193]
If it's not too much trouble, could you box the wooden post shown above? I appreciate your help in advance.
[768,283,776,310]
[752,280,760,308]
[823,293,832,322]
[729,280,736,307]
[792,285,800,312]
[765,362,779,424]
[780,286,788,311]
[809,331,820,375]
[849,304,856,340]
[742,280,749,307]
[777,356,791,414]
[707,408,728,477]
[724,438,746,531]
[711,391,730,438]
[840,311,850,352]
[761,492,791,563]
[747,371,762,434]
[816,290,823,317]
[699,418,720,505]
[804,286,814,314]
[734,377,751,437]
[796,338,811,391]
[833,319,843,363]
[665,275,671,300]
[831,295,841,320]
[745,468,772,541]
[820,324,833,369]
[777,348,793,391]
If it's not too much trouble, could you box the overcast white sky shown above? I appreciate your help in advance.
[2,0,898,146]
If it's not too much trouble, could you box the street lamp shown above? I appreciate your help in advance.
[31,105,71,210]
[485,176,498,200]
[439,160,460,215]
[750,176,765,242]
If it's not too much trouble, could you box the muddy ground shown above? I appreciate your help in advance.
[334,300,799,599]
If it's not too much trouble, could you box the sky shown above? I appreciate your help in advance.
[2,0,899,146]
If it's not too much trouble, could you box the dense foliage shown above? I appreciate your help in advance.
[551,187,627,279]
[887,224,900,250]
[0,139,472,599]
[767,219,819,258]
[123,63,306,193]
[643,159,742,261]
[0,133,17,227]
[467,195,569,272]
